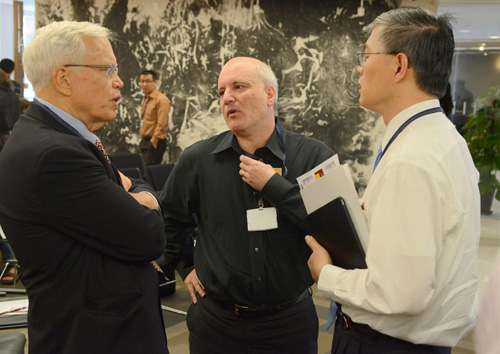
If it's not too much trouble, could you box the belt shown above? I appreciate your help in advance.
[210,290,310,319]
[337,308,373,335]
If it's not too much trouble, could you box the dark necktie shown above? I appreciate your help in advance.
[141,96,150,119]
[94,140,168,280]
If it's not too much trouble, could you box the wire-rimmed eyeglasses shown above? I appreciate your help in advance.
[63,63,118,77]
[356,52,397,67]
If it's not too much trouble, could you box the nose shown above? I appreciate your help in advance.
[114,74,124,89]
[357,65,363,75]
[222,89,234,105]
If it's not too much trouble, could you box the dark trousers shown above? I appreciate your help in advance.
[140,137,166,166]
[332,316,451,354]
[187,293,318,354]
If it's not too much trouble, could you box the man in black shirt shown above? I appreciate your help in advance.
[161,57,333,354]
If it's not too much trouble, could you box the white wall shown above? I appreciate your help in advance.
[0,0,14,62]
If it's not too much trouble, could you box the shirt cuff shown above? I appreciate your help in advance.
[317,264,344,300]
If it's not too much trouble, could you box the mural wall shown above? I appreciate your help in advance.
[35,0,398,192]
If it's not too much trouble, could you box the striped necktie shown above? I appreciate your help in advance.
[95,140,111,164]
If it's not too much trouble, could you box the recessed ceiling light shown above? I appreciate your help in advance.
[479,46,485,51]
[460,30,471,33]
[490,36,500,39]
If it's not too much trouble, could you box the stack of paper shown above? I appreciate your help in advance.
[298,155,369,269]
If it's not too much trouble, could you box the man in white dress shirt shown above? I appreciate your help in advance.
[306,7,481,353]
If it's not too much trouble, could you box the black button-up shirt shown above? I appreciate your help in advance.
[161,118,334,306]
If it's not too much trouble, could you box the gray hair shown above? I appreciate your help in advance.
[255,61,279,113]
[364,7,455,98]
[23,21,115,92]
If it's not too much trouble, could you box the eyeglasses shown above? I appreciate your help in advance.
[63,63,118,77]
[139,80,155,85]
[356,52,396,67]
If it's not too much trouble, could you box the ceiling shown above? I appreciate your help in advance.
[437,0,500,51]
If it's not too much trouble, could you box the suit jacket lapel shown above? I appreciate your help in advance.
[26,102,123,187]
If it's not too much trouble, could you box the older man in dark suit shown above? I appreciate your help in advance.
[0,21,169,354]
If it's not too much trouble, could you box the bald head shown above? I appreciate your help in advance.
[217,57,277,144]
[221,57,278,112]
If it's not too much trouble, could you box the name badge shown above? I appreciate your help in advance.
[247,207,278,231]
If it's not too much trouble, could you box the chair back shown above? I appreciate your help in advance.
[109,153,146,176]
[145,163,175,192]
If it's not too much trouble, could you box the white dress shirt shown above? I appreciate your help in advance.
[318,99,481,346]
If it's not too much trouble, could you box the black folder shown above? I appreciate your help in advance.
[306,197,367,269]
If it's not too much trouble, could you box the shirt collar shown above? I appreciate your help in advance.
[144,89,159,100]
[211,117,286,162]
[35,97,101,144]
[382,99,441,150]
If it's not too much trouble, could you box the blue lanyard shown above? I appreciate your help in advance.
[241,119,288,178]
[373,107,442,172]
[274,122,288,177]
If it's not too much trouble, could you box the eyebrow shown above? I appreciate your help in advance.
[218,80,250,91]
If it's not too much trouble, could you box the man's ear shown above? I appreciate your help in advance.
[266,85,276,107]
[394,53,410,83]
[52,66,72,96]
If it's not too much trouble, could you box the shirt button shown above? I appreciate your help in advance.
[255,248,259,252]
[257,277,262,281]
[253,191,258,195]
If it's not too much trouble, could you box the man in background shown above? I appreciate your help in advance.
[307,7,480,353]
[139,69,171,165]
[0,58,21,95]
[162,57,333,353]
[0,21,168,354]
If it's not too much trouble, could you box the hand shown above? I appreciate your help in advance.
[129,192,159,210]
[239,155,277,191]
[184,269,206,304]
[119,171,132,191]
[150,137,159,149]
[305,235,333,283]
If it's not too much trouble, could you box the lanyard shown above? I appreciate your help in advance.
[241,119,288,178]
[274,122,288,178]
[373,107,442,172]
[241,119,288,209]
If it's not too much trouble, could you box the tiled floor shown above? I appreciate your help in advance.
[1,211,499,353]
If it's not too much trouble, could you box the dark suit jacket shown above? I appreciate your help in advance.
[0,102,169,354]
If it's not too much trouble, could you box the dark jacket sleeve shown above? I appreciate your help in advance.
[35,145,166,262]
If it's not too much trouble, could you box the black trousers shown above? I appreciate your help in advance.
[187,293,318,354]
[140,137,166,166]
[332,316,452,354]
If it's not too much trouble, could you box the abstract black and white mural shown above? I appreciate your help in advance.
[35,0,398,192]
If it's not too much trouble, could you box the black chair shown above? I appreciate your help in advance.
[109,153,146,176]
[144,163,175,192]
